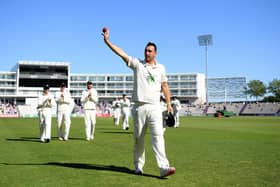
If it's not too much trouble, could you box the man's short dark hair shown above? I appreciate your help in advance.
[43,84,50,90]
[60,83,66,87]
[146,42,157,52]
[87,81,93,85]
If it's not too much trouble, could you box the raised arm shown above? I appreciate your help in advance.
[102,27,129,64]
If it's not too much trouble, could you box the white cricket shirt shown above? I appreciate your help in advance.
[55,90,72,112]
[37,93,55,111]
[127,56,168,105]
[81,88,98,110]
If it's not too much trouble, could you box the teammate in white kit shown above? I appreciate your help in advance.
[120,94,130,130]
[81,81,99,141]
[37,84,55,143]
[171,96,181,128]
[103,27,176,178]
[112,97,121,126]
[55,83,73,141]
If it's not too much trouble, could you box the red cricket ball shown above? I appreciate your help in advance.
[102,27,108,33]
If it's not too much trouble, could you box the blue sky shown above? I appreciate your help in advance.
[0,0,279,85]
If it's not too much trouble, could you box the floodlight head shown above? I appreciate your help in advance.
[198,34,213,46]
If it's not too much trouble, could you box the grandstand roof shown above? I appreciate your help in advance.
[17,61,70,66]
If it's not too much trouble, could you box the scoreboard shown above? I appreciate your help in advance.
[18,61,69,88]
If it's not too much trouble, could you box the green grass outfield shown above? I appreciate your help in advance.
[0,116,279,187]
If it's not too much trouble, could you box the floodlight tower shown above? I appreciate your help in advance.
[198,34,213,106]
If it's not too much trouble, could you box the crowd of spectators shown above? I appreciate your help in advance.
[0,101,18,116]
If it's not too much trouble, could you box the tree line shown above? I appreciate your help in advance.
[244,79,280,102]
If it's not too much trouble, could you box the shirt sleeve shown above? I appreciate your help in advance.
[81,91,88,104]
[90,90,98,103]
[55,92,61,102]
[50,95,56,107]
[63,92,72,104]
[160,64,168,83]
[127,56,140,69]
[37,95,43,108]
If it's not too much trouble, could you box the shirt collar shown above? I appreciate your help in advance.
[144,60,158,68]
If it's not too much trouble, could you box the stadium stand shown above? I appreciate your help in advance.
[0,103,18,117]
[180,104,205,116]
[1,61,279,117]
[200,102,280,116]
[205,103,245,116]
[15,101,280,118]
[17,104,39,118]
[240,102,280,116]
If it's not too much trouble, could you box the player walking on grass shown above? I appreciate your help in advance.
[112,97,121,126]
[171,96,181,128]
[120,94,130,130]
[81,81,99,141]
[102,27,176,178]
[37,84,55,143]
[55,83,73,141]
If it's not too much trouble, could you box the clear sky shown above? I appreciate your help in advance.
[0,0,279,85]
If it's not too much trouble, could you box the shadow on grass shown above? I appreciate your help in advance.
[6,137,86,142]
[100,131,133,134]
[6,137,41,142]
[0,162,161,179]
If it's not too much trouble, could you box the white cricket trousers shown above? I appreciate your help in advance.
[57,110,71,139]
[122,108,130,129]
[39,109,52,140]
[132,104,170,171]
[174,110,180,127]
[84,109,96,140]
[113,108,121,126]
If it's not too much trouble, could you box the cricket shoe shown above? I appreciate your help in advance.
[134,168,143,175]
[160,167,176,178]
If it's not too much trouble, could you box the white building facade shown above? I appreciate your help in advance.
[70,73,206,105]
[0,61,206,106]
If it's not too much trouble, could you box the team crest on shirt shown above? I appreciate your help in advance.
[147,74,155,83]
[144,63,159,84]
[146,70,156,84]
